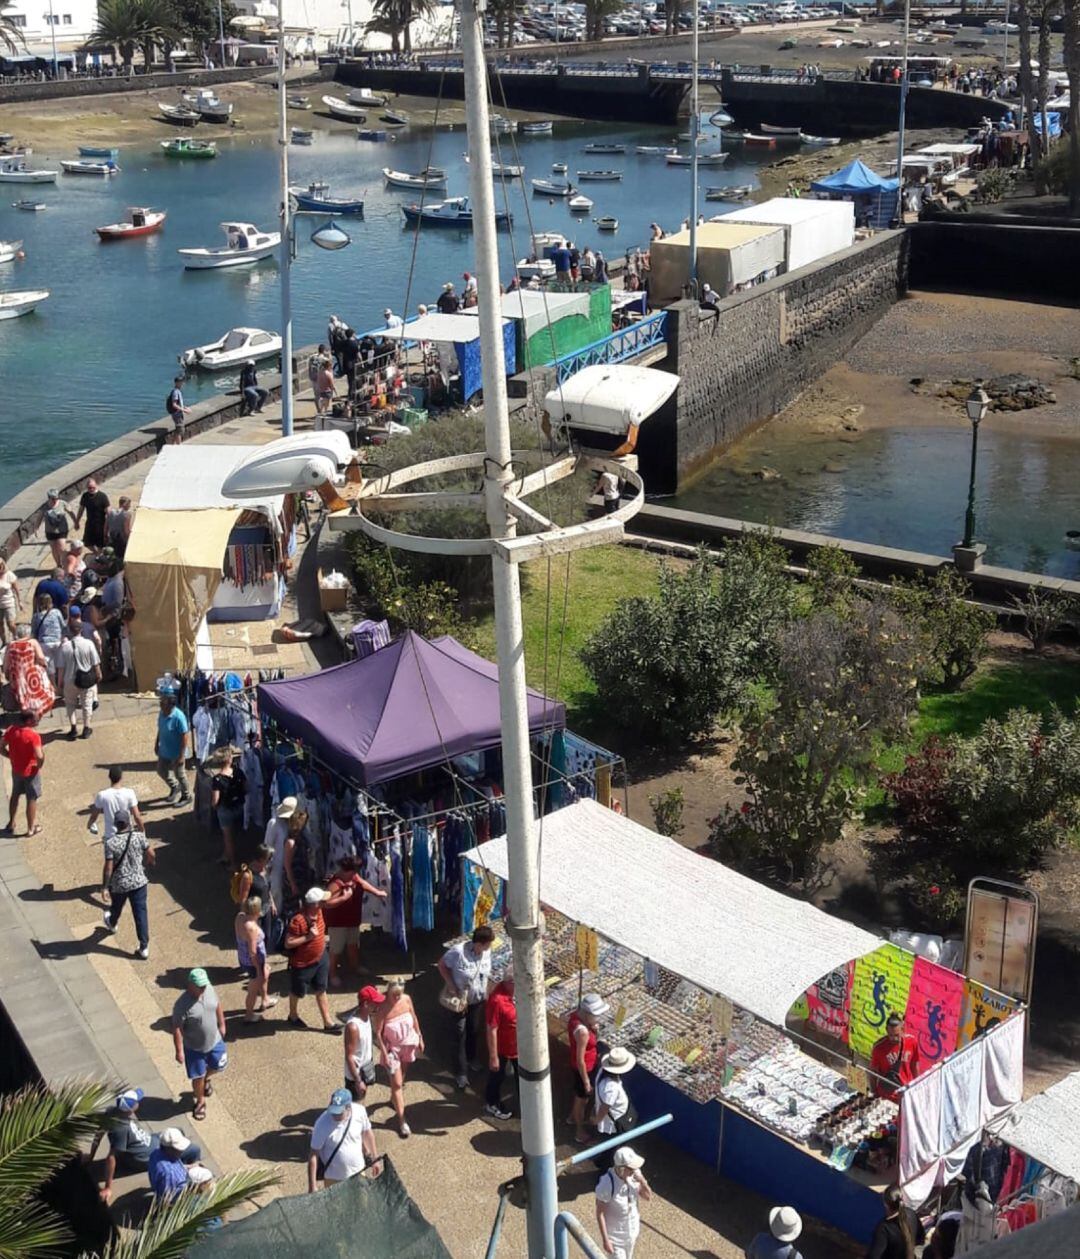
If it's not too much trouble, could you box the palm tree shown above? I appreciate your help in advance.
[91,0,144,75]
[0,1079,279,1259]
[134,0,180,73]
[365,0,436,54]
[0,2,26,53]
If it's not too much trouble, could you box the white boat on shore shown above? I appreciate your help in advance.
[382,167,448,189]
[322,95,367,123]
[178,221,280,270]
[158,102,200,126]
[0,239,23,263]
[0,159,57,184]
[180,326,281,370]
[348,86,387,107]
[802,134,841,147]
[183,88,232,123]
[0,288,48,319]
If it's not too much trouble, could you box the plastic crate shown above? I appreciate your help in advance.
[398,406,428,427]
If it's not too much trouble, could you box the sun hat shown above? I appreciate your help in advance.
[47,487,59,499]
[81,587,99,601]
[443,281,454,290]
[116,1088,144,1112]
[304,887,329,904]
[69,540,84,551]
[187,967,209,989]
[358,985,386,1005]
[187,1164,214,1185]
[159,1128,191,1152]
[580,992,610,1018]
[329,1088,352,1114]
[600,1046,636,1075]
[769,1206,803,1242]
[275,796,298,819]
[613,1146,644,1170]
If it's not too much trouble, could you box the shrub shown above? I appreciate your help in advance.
[880,737,958,838]
[907,861,967,932]
[805,544,861,613]
[891,567,993,691]
[649,786,685,839]
[1010,587,1078,653]
[974,168,1017,204]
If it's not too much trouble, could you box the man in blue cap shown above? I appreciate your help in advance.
[88,1089,202,1204]
[307,1088,378,1192]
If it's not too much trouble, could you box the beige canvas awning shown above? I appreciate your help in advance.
[125,507,238,687]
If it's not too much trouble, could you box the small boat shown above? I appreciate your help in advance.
[568,194,593,212]
[382,167,447,189]
[178,222,280,270]
[289,182,364,215]
[760,124,803,141]
[552,162,568,174]
[379,109,408,126]
[0,239,22,263]
[464,153,524,178]
[357,129,389,141]
[802,134,841,147]
[401,196,511,228]
[96,207,166,239]
[635,144,676,155]
[576,169,622,181]
[180,326,282,370]
[666,152,729,166]
[79,145,119,159]
[158,102,200,126]
[322,95,367,123]
[709,109,734,127]
[704,184,752,201]
[516,257,556,281]
[287,95,311,110]
[532,178,572,196]
[184,89,232,123]
[0,289,48,319]
[348,87,386,107]
[596,215,618,231]
[290,127,314,145]
[61,159,120,176]
[742,134,778,149]
[0,159,57,184]
[491,115,517,133]
[0,133,11,145]
[13,200,45,211]
[161,138,217,159]
[584,142,626,154]
[521,120,554,134]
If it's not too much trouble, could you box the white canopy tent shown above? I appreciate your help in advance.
[142,445,286,525]
[990,1070,1080,1183]
[463,797,881,1027]
[381,312,510,344]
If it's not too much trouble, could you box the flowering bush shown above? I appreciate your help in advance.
[907,861,967,931]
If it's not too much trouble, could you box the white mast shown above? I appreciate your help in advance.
[277,0,294,436]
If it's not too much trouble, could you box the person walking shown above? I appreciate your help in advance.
[344,985,385,1101]
[154,689,191,806]
[209,745,246,869]
[1,711,45,837]
[101,810,154,960]
[75,479,110,549]
[325,853,387,988]
[745,1206,805,1259]
[89,1089,201,1205]
[87,765,144,840]
[167,376,190,443]
[307,1088,379,1192]
[438,924,495,1090]
[235,895,276,1022]
[171,968,228,1122]
[0,556,22,644]
[43,489,75,568]
[31,592,65,680]
[595,1147,652,1259]
[374,978,423,1138]
[569,992,609,1143]
[865,1185,924,1259]
[315,357,335,417]
[56,612,101,740]
[484,971,517,1121]
[593,1046,637,1168]
[0,624,53,721]
[284,887,338,1032]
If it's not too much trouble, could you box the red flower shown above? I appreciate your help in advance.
[929,885,940,896]
[740,802,751,815]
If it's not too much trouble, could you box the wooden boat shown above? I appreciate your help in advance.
[584,142,626,154]
[568,193,593,212]
[158,102,200,126]
[290,127,314,145]
[0,239,22,262]
[322,95,367,123]
[178,221,280,269]
[401,196,511,228]
[665,152,729,166]
[802,134,841,147]
[289,182,364,215]
[704,184,752,201]
[357,129,389,141]
[742,134,778,149]
[531,178,572,196]
[379,109,408,126]
[576,169,622,181]
[760,123,803,137]
[551,162,568,174]
[180,326,281,370]
[382,167,447,189]
[521,120,554,134]
[596,215,618,231]
[0,159,56,184]
[0,289,48,319]
[287,95,311,110]
[635,144,676,155]
[61,159,120,175]
[13,199,45,211]
[79,145,119,158]
[96,207,166,239]
[347,87,386,107]
[160,138,217,160]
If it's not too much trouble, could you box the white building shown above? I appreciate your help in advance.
[231,0,451,54]
[1,0,98,51]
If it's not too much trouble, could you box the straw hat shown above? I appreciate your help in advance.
[600,1046,636,1075]
[769,1207,803,1243]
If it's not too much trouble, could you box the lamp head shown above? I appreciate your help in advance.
[966,384,990,426]
[311,220,350,251]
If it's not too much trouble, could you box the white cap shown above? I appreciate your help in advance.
[613,1146,644,1170]
[304,887,329,905]
[187,1164,214,1185]
[580,992,610,1018]
[769,1206,803,1242]
[159,1128,191,1152]
[275,796,298,819]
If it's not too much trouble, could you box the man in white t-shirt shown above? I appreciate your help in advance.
[88,766,144,839]
[56,618,101,740]
[307,1089,378,1191]
[344,986,385,1101]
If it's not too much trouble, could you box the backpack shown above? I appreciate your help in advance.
[229,863,250,905]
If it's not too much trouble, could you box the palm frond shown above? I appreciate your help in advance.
[95,1167,281,1259]
[0,3,26,55]
[0,1079,118,1201]
[0,1198,73,1259]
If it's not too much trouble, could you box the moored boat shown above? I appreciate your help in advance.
[290,127,314,145]
[576,169,622,181]
[710,108,734,126]
[0,288,48,319]
[95,207,166,240]
[596,215,618,231]
[357,129,389,141]
[13,199,46,210]
[348,87,386,107]
[160,138,217,159]
[521,120,554,134]
[322,95,367,123]
[584,142,626,154]
[742,133,778,149]
[61,158,120,176]
[289,181,365,214]
[380,109,408,126]
[382,167,447,189]
[465,154,524,178]
[665,152,729,166]
[180,326,281,370]
[552,162,568,174]
[0,159,57,184]
[760,123,803,137]
[158,102,200,126]
[178,221,280,269]
[531,178,572,196]
[568,193,593,212]
[183,89,232,123]
[79,145,119,158]
[401,196,511,228]
[0,239,23,263]
[516,257,556,281]
[635,144,676,155]
[287,95,311,110]
[802,134,841,147]
[704,184,752,201]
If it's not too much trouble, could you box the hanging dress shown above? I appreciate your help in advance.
[3,638,55,720]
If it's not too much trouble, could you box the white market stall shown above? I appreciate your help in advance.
[383,311,516,402]
[714,197,855,273]
[649,221,786,304]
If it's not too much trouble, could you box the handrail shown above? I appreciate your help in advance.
[551,311,668,385]
[554,1213,607,1259]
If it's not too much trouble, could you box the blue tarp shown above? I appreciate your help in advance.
[456,318,516,402]
[810,158,900,196]
[1033,111,1062,139]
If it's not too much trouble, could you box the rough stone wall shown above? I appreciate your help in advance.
[0,65,273,105]
[669,230,908,488]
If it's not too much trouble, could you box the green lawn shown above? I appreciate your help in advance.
[472,546,664,729]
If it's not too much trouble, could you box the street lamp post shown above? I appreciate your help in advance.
[955,384,989,571]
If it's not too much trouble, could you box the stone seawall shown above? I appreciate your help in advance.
[0,65,272,106]
[909,219,1080,304]
[664,230,908,490]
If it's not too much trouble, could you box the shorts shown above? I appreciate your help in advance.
[183,1039,227,1080]
[290,950,330,997]
[216,803,244,833]
[573,1073,593,1100]
[328,924,359,954]
[45,529,68,541]
[11,773,42,801]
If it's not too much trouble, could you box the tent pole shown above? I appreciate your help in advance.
[461,0,559,1254]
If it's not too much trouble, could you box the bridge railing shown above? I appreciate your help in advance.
[549,311,669,384]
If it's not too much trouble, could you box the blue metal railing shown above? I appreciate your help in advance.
[551,311,668,384]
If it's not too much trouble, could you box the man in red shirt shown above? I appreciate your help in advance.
[284,887,339,1033]
[484,973,517,1121]
[1,712,45,836]
[870,1013,921,1100]
[324,855,388,990]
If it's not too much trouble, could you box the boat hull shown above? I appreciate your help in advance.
[322,96,367,123]
[0,170,56,183]
[179,242,279,269]
[293,193,364,214]
[79,146,119,158]
[0,289,48,319]
[96,213,166,240]
[402,206,511,228]
[162,144,216,160]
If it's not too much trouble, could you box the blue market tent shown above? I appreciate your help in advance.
[811,159,900,229]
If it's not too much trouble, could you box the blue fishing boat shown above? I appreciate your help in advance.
[79,145,119,159]
[401,196,511,228]
[288,181,364,216]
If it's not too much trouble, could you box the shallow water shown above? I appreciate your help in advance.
[0,116,769,503]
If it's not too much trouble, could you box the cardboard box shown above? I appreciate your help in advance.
[318,567,348,613]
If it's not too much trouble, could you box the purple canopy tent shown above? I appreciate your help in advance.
[257,630,566,786]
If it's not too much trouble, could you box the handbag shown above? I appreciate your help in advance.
[107,833,135,892]
[75,663,98,690]
[438,984,468,1014]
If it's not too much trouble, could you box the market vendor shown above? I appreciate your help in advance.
[870,1014,921,1101]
